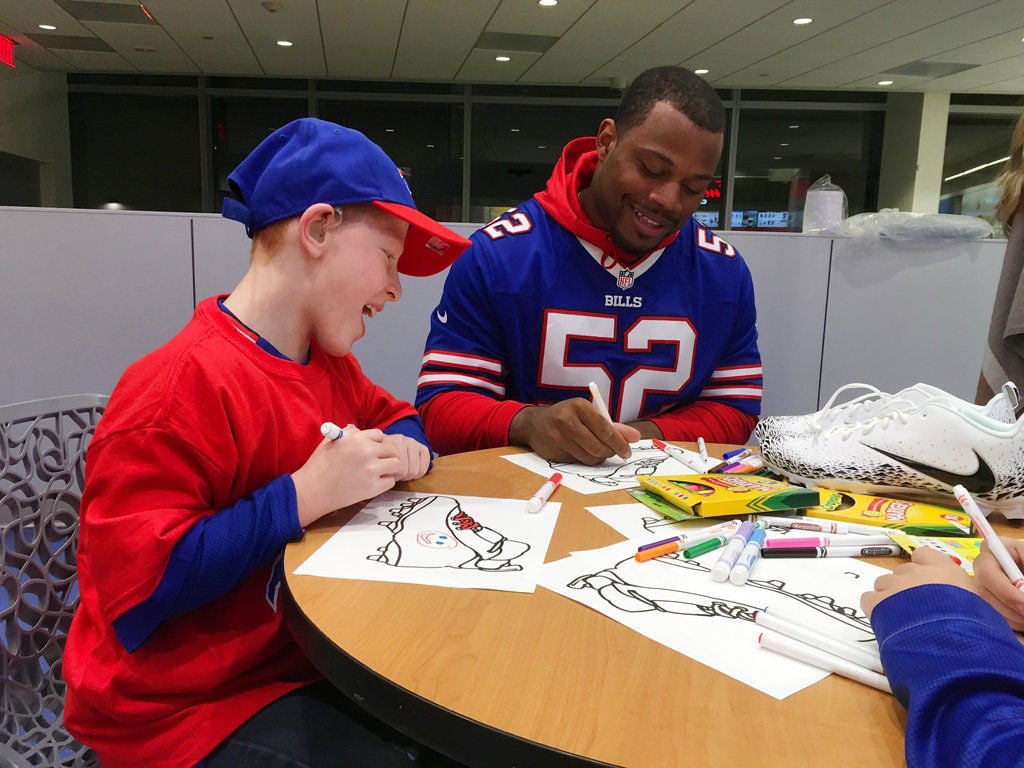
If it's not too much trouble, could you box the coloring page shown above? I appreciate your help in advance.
[539,539,885,699]
[503,439,714,494]
[294,490,559,592]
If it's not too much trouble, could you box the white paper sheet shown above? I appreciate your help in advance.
[502,439,715,494]
[294,490,559,592]
[539,539,885,699]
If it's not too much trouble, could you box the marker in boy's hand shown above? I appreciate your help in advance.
[292,425,403,527]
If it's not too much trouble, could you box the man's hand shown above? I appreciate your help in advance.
[861,546,976,619]
[381,433,431,482]
[509,399,640,465]
[973,536,1024,631]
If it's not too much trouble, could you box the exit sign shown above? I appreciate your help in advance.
[0,36,14,68]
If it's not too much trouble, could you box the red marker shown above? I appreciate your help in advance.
[526,472,562,514]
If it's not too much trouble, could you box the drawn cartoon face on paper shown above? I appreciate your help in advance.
[369,494,530,572]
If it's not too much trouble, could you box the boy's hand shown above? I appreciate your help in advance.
[973,536,1024,631]
[860,546,976,619]
[381,433,431,482]
[508,399,640,465]
[291,427,401,526]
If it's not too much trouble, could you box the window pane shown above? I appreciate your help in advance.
[319,100,464,222]
[470,103,609,222]
[733,109,884,230]
[69,92,200,211]
[941,114,1017,233]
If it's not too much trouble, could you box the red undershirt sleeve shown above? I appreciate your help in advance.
[418,390,530,456]
[649,401,758,445]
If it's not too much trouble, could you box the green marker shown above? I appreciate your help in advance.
[683,533,730,558]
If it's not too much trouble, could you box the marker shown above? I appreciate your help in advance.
[953,483,1024,590]
[634,520,742,561]
[722,447,752,461]
[753,609,883,673]
[320,421,348,440]
[760,544,903,558]
[525,472,562,514]
[756,515,849,534]
[683,533,731,558]
[697,436,708,464]
[711,520,757,582]
[763,534,895,549]
[757,631,892,694]
[651,438,705,473]
[636,519,742,552]
[728,528,767,585]
[587,381,614,424]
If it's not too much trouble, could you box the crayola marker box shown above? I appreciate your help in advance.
[807,488,975,536]
[637,474,820,518]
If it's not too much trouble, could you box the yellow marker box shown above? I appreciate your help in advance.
[637,474,821,518]
[806,488,974,536]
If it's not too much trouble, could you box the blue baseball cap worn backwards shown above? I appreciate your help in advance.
[222,118,470,276]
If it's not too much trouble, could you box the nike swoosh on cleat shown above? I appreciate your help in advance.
[867,445,996,495]
[436,310,448,323]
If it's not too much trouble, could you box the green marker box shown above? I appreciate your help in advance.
[637,473,821,518]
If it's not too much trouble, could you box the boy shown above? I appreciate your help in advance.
[64,118,470,768]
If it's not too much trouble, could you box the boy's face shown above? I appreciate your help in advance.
[586,100,723,256]
[313,207,407,357]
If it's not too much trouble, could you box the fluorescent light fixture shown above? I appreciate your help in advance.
[276,40,293,47]
[495,55,511,62]
[877,79,894,85]
[945,155,1011,182]
[694,68,709,75]
[39,24,57,30]
[793,17,812,25]
[539,0,558,5]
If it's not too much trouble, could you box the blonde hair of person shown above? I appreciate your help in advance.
[995,113,1024,231]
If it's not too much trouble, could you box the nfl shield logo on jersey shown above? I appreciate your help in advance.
[617,270,635,290]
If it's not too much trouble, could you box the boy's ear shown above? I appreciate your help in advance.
[297,204,337,254]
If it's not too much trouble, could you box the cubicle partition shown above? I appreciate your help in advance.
[1,206,1006,419]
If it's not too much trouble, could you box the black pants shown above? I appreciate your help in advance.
[202,681,459,768]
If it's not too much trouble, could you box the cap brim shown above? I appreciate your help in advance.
[372,201,471,277]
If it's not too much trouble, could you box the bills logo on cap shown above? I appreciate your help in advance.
[617,269,635,290]
[426,236,450,254]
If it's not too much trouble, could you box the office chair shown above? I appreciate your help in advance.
[1,394,107,768]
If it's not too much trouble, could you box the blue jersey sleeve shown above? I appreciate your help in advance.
[112,474,303,652]
[872,583,1024,768]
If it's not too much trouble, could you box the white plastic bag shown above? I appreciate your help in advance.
[802,175,848,234]
[838,209,993,242]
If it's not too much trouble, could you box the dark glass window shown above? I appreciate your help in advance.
[469,103,611,221]
[732,109,884,230]
[319,100,464,222]
[69,92,200,211]
[940,114,1017,232]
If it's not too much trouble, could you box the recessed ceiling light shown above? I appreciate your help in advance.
[878,79,894,86]
[793,17,812,25]
[694,68,709,75]
[39,24,57,30]
[276,40,293,47]
[538,0,558,5]
[495,55,511,62]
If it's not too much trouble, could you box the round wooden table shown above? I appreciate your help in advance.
[283,444,1013,768]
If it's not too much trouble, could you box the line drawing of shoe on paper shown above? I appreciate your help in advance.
[369,495,530,571]
[548,444,669,487]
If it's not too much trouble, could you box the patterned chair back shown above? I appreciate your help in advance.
[1,394,107,768]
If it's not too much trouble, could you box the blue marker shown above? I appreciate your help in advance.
[710,520,755,582]
[728,528,767,585]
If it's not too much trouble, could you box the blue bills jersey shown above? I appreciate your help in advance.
[416,199,762,422]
